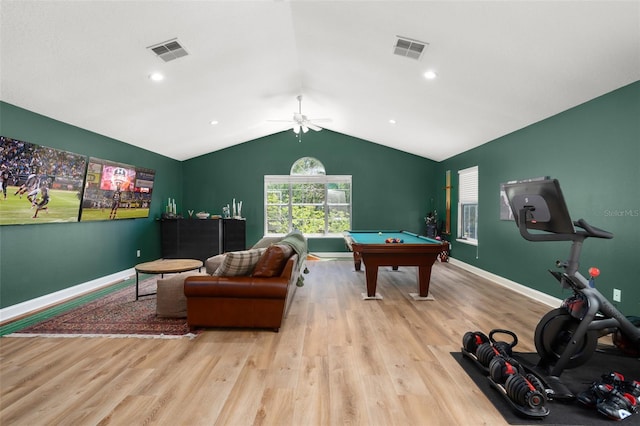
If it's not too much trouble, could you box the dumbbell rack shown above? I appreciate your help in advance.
[462,347,550,419]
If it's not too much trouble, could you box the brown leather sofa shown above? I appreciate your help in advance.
[183,243,302,331]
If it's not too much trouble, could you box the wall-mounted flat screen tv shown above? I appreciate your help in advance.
[0,136,87,225]
[80,157,155,221]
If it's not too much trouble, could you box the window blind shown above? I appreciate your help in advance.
[458,166,478,204]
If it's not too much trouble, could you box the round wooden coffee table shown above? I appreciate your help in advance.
[134,258,203,300]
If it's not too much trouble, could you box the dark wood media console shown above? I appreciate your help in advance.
[161,218,246,261]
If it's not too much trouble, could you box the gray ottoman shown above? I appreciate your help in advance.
[156,271,208,318]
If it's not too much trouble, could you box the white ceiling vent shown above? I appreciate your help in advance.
[148,38,188,62]
[393,36,428,60]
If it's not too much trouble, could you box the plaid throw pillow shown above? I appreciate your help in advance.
[213,248,267,277]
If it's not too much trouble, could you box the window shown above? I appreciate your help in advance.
[265,158,351,236]
[457,166,478,245]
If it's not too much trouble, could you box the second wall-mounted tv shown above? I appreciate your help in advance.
[80,157,155,221]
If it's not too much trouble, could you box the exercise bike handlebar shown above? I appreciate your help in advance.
[573,218,613,239]
[517,208,613,242]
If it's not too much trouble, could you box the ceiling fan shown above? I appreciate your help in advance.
[269,95,331,137]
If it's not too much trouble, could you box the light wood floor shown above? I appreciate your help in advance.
[0,260,553,425]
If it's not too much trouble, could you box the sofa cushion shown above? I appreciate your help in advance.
[213,248,267,277]
[205,254,226,275]
[252,244,293,278]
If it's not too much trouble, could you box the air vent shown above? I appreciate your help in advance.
[147,38,188,62]
[393,36,428,60]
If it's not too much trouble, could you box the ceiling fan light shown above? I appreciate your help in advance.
[293,124,301,134]
[302,125,309,133]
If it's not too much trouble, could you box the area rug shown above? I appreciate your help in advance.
[8,278,197,339]
[454,349,640,425]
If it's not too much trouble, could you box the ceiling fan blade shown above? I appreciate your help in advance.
[268,95,331,135]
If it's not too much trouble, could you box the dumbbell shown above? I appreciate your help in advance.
[462,331,490,354]
[489,355,523,384]
[505,373,546,409]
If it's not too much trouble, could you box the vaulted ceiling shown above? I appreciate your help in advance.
[1,1,638,162]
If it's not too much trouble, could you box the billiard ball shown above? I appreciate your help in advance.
[378,232,382,235]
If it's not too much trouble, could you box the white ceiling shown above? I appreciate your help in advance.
[1,1,638,162]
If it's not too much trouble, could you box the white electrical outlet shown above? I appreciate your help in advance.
[137,250,141,258]
[613,288,621,302]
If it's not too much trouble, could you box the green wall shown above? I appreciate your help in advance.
[2,82,638,316]
[182,129,439,251]
[0,102,182,308]
[439,81,639,314]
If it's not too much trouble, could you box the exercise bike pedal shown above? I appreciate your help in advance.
[539,374,575,402]
[523,360,575,401]
[512,355,575,401]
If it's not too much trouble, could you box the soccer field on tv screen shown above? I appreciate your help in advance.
[0,187,81,225]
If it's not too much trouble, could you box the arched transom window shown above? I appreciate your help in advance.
[290,157,326,176]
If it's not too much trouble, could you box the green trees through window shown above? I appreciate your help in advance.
[265,157,351,236]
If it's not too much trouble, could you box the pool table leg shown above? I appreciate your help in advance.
[363,267,383,299]
[417,265,433,298]
[353,251,362,271]
[364,266,379,298]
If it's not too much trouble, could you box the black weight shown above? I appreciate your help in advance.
[462,331,489,354]
[507,374,528,402]
[505,374,546,409]
[489,356,521,384]
[476,342,500,367]
[525,373,546,395]
[505,374,527,404]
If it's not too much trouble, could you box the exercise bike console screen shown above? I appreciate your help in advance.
[504,179,575,234]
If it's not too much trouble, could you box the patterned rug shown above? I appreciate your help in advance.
[9,278,197,338]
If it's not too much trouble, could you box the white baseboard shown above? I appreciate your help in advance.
[1,258,560,324]
[310,252,353,258]
[448,258,561,308]
[0,268,135,324]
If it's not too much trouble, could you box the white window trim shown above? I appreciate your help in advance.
[457,166,478,246]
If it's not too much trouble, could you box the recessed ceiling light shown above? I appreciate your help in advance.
[149,72,164,81]
[389,119,397,125]
[210,120,219,126]
[423,70,437,80]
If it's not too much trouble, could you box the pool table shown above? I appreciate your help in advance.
[343,230,447,300]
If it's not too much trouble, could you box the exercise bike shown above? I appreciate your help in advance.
[503,179,640,399]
